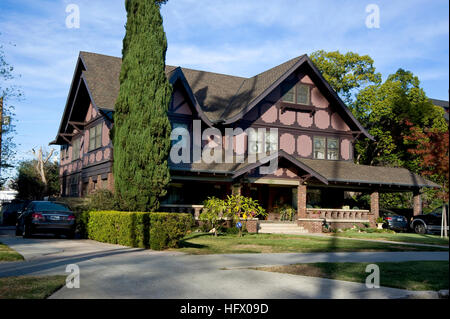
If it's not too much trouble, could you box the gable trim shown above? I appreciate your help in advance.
[222,56,308,125]
[232,150,329,184]
[169,67,214,127]
[221,55,373,141]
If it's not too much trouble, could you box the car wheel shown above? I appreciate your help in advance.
[414,222,426,234]
[22,224,31,238]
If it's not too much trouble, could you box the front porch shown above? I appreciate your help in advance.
[163,154,438,234]
[160,179,394,234]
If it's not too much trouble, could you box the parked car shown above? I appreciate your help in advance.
[410,204,449,234]
[380,209,408,232]
[0,200,31,226]
[15,201,76,238]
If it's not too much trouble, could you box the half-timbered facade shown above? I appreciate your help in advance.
[51,51,438,232]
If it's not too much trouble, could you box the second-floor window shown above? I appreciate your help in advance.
[89,123,102,151]
[327,138,339,160]
[248,130,262,154]
[72,138,80,160]
[282,83,311,105]
[313,136,326,159]
[313,136,339,160]
[265,131,278,152]
[61,144,68,160]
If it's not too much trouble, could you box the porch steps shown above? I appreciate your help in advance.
[258,222,309,235]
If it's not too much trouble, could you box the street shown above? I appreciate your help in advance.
[0,228,447,299]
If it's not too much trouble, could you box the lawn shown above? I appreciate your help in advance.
[255,261,449,291]
[174,232,449,255]
[0,276,66,299]
[0,242,24,262]
[326,231,449,246]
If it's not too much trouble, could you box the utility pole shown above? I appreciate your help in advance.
[441,204,448,238]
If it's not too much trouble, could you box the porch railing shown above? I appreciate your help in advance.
[306,208,371,221]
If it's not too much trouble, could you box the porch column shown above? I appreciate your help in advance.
[413,189,422,216]
[370,191,379,225]
[297,184,307,219]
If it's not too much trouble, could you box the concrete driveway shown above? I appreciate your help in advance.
[0,230,448,299]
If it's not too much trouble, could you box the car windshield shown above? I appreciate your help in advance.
[32,202,71,212]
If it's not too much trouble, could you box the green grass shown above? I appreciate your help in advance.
[0,242,24,262]
[327,231,449,246]
[174,232,449,255]
[0,276,66,299]
[255,261,449,291]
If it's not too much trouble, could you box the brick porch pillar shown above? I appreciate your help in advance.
[297,184,307,219]
[413,189,422,216]
[370,191,379,227]
[232,183,241,196]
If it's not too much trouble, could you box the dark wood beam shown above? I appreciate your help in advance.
[60,135,71,145]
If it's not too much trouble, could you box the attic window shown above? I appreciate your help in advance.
[281,84,295,103]
[282,83,311,105]
[297,84,310,105]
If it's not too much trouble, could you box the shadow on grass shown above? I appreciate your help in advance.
[178,240,207,249]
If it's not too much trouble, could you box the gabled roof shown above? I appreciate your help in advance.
[52,51,373,145]
[232,150,328,184]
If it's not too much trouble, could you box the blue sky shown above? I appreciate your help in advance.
[0,0,448,179]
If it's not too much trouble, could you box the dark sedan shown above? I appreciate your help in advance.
[1,200,30,226]
[380,209,408,232]
[410,204,449,234]
[16,201,76,238]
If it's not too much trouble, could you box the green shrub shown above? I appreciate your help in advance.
[149,213,193,250]
[199,197,227,236]
[88,211,137,247]
[88,190,119,211]
[85,211,192,250]
[273,204,296,221]
[75,211,90,238]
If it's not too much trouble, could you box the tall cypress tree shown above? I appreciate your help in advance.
[113,0,172,211]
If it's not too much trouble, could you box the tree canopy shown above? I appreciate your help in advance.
[353,68,447,168]
[312,50,448,209]
[12,157,60,200]
[310,50,381,103]
[0,38,22,183]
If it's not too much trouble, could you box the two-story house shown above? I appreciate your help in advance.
[50,51,438,233]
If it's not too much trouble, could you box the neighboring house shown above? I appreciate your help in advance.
[429,98,449,122]
[50,52,438,232]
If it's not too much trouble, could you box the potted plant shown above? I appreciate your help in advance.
[376,217,384,229]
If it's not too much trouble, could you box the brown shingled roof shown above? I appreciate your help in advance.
[169,153,439,189]
[298,158,439,188]
[78,51,307,123]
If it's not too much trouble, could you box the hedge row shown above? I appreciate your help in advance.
[76,211,193,250]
